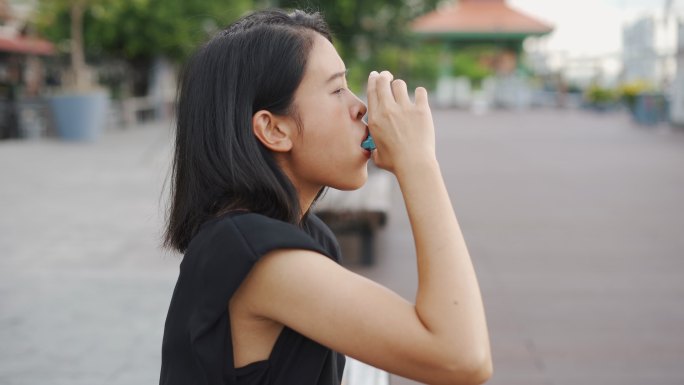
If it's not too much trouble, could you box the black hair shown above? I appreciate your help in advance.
[164,9,332,252]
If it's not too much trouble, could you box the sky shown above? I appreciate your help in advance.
[509,0,681,57]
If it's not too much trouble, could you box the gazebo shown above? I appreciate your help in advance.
[411,0,553,74]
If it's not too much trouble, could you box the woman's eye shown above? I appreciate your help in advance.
[333,88,345,95]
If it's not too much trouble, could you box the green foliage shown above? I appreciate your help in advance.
[346,43,440,94]
[450,46,495,88]
[617,80,653,110]
[405,45,441,89]
[585,84,617,104]
[35,0,251,62]
[34,0,446,94]
[278,0,440,62]
[36,0,443,67]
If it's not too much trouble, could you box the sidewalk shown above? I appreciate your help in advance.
[1,110,683,385]
[0,121,178,385]
[359,109,684,385]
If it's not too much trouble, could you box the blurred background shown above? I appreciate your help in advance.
[0,0,683,384]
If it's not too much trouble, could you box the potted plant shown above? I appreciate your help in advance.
[618,80,652,115]
[584,84,617,112]
[40,0,109,141]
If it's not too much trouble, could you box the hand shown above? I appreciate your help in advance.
[366,71,436,174]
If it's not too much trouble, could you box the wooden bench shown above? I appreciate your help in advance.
[314,169,392,265]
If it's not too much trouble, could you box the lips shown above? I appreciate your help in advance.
[360,129,372,159]
[361,129,368,145]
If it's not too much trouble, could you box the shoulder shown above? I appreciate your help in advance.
[189,212,334,262]
[303,213,342,263]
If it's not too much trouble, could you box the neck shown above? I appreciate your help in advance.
[274,155,321,222]
[296,183,321,221]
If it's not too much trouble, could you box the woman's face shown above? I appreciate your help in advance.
[284,33,370,195]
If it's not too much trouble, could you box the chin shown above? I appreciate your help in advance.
[335,181,366,191]
[328,167,368,191]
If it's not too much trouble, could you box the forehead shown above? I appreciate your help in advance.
[302,34,345,82]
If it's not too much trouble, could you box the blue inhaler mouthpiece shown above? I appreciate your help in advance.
[361,134,376,151]
[361,114,376,151]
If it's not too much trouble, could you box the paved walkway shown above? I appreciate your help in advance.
[1,109,683,385]
[0,123,178,385]
[359,109,684,385]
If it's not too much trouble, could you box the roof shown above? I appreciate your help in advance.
[0,35,55,56]
[411,0,553,39]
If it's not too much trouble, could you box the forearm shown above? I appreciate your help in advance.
[396,158,491,364]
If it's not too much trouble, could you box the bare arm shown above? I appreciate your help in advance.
[370,70,492,381]
[239,71,492,385]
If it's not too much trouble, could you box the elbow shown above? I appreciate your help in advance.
[439,350,493,385]
[463,357,493,385]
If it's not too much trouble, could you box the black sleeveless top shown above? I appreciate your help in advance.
[159,212,346,385]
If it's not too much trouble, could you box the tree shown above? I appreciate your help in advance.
[35,0,442,94]
[272,0,442,92]
[35,0,251,93]
[278,0,440,59]
[34,0,99,90]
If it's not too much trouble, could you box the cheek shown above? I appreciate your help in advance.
[292,131,339,173]
[291,138,368,191]
[301,98,344,128]
[290,95,367,189]
[297,100,349,149]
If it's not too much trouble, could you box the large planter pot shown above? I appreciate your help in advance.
[633,93,668,126]
[48,90,109,141]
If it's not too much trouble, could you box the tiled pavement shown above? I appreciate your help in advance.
[1,109,683,385]
[0,123,178,385]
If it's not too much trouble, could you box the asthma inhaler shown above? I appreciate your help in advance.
[361,115,376,151]
[361,134,376,151]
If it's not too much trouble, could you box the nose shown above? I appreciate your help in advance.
[350,92,367,122]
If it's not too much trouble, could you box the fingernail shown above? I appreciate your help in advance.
[369,71,378,77]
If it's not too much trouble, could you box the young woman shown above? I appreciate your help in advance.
[160,9,492,385]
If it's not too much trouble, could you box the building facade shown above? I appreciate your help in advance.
[622,17,658,84]
[671,20,684,125]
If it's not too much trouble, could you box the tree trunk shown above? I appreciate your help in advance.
[70,1,87,90]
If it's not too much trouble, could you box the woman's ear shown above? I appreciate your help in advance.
[252,110,294,153]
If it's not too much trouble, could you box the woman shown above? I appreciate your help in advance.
[160,8,492,385]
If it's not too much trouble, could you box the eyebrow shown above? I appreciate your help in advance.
[325,69,348,84]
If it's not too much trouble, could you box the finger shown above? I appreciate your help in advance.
[391,79,410,105]
[366,71,379,115]
[379,70,394,82]
[414,86,428,107]
[376,71,395,106]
